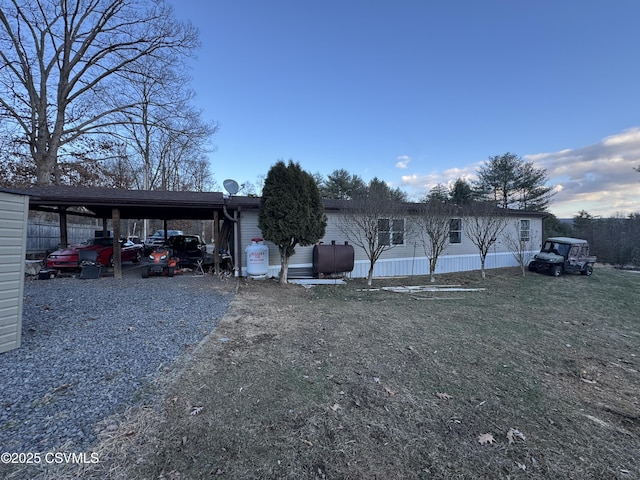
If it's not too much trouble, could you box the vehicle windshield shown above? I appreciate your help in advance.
[150,230,182,238]
[542,241,570,256]
[89,237,114,246]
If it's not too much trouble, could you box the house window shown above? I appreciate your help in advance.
[378,218,405,246]
[449,218,462,244]
[520,219,530,242]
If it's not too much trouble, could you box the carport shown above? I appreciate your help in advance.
[17,186,248,278]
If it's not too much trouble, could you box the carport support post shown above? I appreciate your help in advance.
[59,206,68,248]
[213,210,220,275]
[112,208,122,279]
[234,208,241,277]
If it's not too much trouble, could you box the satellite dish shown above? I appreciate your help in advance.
[223,179,240,195]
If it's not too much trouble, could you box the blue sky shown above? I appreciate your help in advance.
[169,0,640,218]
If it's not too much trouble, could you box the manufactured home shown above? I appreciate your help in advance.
[17,186,544,280]
[235,198,545,279]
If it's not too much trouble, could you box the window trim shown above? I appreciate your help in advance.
[520,219,531,242]
[449,218,462,244]
[378,217,406,246]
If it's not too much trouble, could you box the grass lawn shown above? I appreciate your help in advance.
[56,267,640,479]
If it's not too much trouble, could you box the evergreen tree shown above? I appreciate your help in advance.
[572,210,595,245]
[368,177,407,202]
[475,152,554,211]
[424,183,450,203]
[258,160,327,284]
[449,177,474,205]
[321,169,366,199]
[543,213,574,239]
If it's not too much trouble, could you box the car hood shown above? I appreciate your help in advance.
[49,245,83,256]
[535,252,564,262]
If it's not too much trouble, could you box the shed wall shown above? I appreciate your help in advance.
[0,191,28,353]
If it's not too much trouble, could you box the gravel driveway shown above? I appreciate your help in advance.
[0,271,235,454]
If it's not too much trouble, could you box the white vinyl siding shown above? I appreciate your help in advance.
[0,191,29,354]
[238,209,544,279]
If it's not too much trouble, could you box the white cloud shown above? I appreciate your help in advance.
[398,165,479,200]
[525,127,640,217]
[395,155,411,169]
[602,128,640,146]
[396,127,640,217]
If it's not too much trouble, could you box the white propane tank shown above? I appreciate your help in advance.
[246,237,269,277]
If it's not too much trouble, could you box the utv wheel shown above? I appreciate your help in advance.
[167,266,175,277]
[551,265,562,277]
[141,266,149,278]
[134,251,142,263]
[582,265,593,276]
[528,263,536,272]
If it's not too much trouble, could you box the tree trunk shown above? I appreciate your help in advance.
[429,258,437,283]
[35,151,57,185]
[112,208,122,280]
[480,256,487,279]
[279,250,290,285]
[367,260,375,287]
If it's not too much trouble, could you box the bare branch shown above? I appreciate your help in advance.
[414,200,458,282]
[0,0,200,185]
[464,202,508,279]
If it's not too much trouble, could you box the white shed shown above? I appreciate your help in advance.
[0,189,29,353]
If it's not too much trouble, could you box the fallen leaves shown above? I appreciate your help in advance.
[507,428,526,444]
[478,429,527,446]
[478,433,495,445]
[190,406,203,416]
[435,392,452,400]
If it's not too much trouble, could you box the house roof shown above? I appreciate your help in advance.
[12,185,548,220]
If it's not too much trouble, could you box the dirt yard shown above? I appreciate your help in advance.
[22,267,640,479]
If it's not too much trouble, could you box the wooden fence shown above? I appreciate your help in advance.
[27,222,99,255]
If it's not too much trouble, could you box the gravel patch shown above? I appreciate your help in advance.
[0,273,235,454]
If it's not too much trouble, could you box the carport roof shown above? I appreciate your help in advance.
[13,186,547,220]
[15,186,235,220]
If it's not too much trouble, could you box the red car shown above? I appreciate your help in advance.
[46,237,143,270]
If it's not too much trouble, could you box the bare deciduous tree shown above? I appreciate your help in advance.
[503,219,539,276]
[0,0,198,185]
[415,200,457,282]
[107,53,218,192]
[337,179,408,286]
[464,202,508,279]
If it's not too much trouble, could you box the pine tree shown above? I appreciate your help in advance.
[258,160,327,284]
[475,153,554,211]
[321,169,365,199]
[449,178,474,205]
